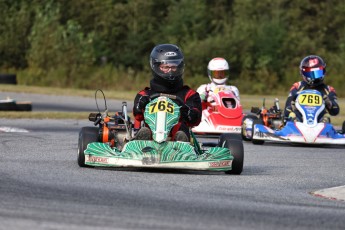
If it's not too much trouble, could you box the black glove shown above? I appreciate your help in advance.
[136,95,151,112]
[180,104,198,123]
[323,95,332,109]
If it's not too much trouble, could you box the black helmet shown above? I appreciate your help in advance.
[299,55,326,86]
[149,44,184,82]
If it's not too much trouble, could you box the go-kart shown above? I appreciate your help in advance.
[241,97,283,141]
[251,89,345,146]
[77,89,244,174]
[192,87,243,136]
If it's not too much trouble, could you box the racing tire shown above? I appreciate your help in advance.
[241,113,258,141]
[15,102,32,111]
[0,74,17,84]
[0,101,32,111]
[218,133,244,175]
[0,101,16,111]
[78,127,99,167]
[252,119,265,145]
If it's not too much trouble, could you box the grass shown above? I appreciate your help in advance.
[0,111,90,120]
[0,84,344,126]
[0,84,137,100]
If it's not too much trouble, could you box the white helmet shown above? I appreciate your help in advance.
[207,57,229,85]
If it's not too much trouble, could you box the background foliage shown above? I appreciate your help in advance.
[1,0,344,96]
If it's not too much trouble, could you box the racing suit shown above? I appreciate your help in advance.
[197,82,240,102]
[283,81,339,122]
[133,78,202,140]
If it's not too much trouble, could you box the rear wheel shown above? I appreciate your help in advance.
[252,119,265,145]
[78,127,99,167]
[241,114,258,141]
[218,133,244,175]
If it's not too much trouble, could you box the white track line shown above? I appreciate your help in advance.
[0,126,29,133]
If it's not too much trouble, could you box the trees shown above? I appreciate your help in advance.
[0,0,33,69]
[0,0,344,96]
[26,1,95,87]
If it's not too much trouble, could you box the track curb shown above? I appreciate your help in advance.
[311,185,345,201]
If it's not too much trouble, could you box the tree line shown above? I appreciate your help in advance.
[1,0,344,96]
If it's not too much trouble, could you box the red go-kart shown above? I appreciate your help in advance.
[192,89,244,136]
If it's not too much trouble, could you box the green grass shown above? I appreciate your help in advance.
[1,84,344,126]
[0,111,90,120]
[0,84,137,100]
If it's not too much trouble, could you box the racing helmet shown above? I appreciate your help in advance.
[150,44,184,82]
[299,55,326,87]
[207,57,230,85]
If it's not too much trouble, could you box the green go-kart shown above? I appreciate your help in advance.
[78,90,244,174]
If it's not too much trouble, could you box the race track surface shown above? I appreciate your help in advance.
[0,91,133,112]
[1,118,345,230]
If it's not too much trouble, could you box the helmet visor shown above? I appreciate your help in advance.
[160,59,183,66]
[208,70,229,79]
[302,67,325,80]
[153,58,184,81]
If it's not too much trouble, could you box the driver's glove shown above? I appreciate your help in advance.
[288,112,296,121]
[323,95,332,109]
[180,104,198,123]
[206,95,217,106]
[136,95,151,112]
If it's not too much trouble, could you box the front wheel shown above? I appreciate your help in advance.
[341,120,345,134]
[78,127,99,167]
[252,119,265,145]
[241,114,258,141]
[218,133,244,175]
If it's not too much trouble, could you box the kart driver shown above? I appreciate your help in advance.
[284,55,339,123]
[197,57,240,103]
[196,57,240,115]
[133,44,202,142]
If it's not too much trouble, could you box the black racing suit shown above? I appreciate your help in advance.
[133,77,202,139]
[283,81,339,122]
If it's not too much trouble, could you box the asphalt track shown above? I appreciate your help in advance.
[0,93,345,230]
[0,91,133,112]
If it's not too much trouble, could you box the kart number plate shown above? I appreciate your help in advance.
[298,93,322,106]
[149,100,174,114]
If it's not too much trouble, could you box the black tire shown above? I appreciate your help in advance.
[218,133,244,175]
[0,74,17,84]
[342,120,345,134]
[15,102,32,111]
[241,113,258,141]
[78,127,99,167]
[0,101,16,111]
[0,101,32,111]
[252,119,265,145]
